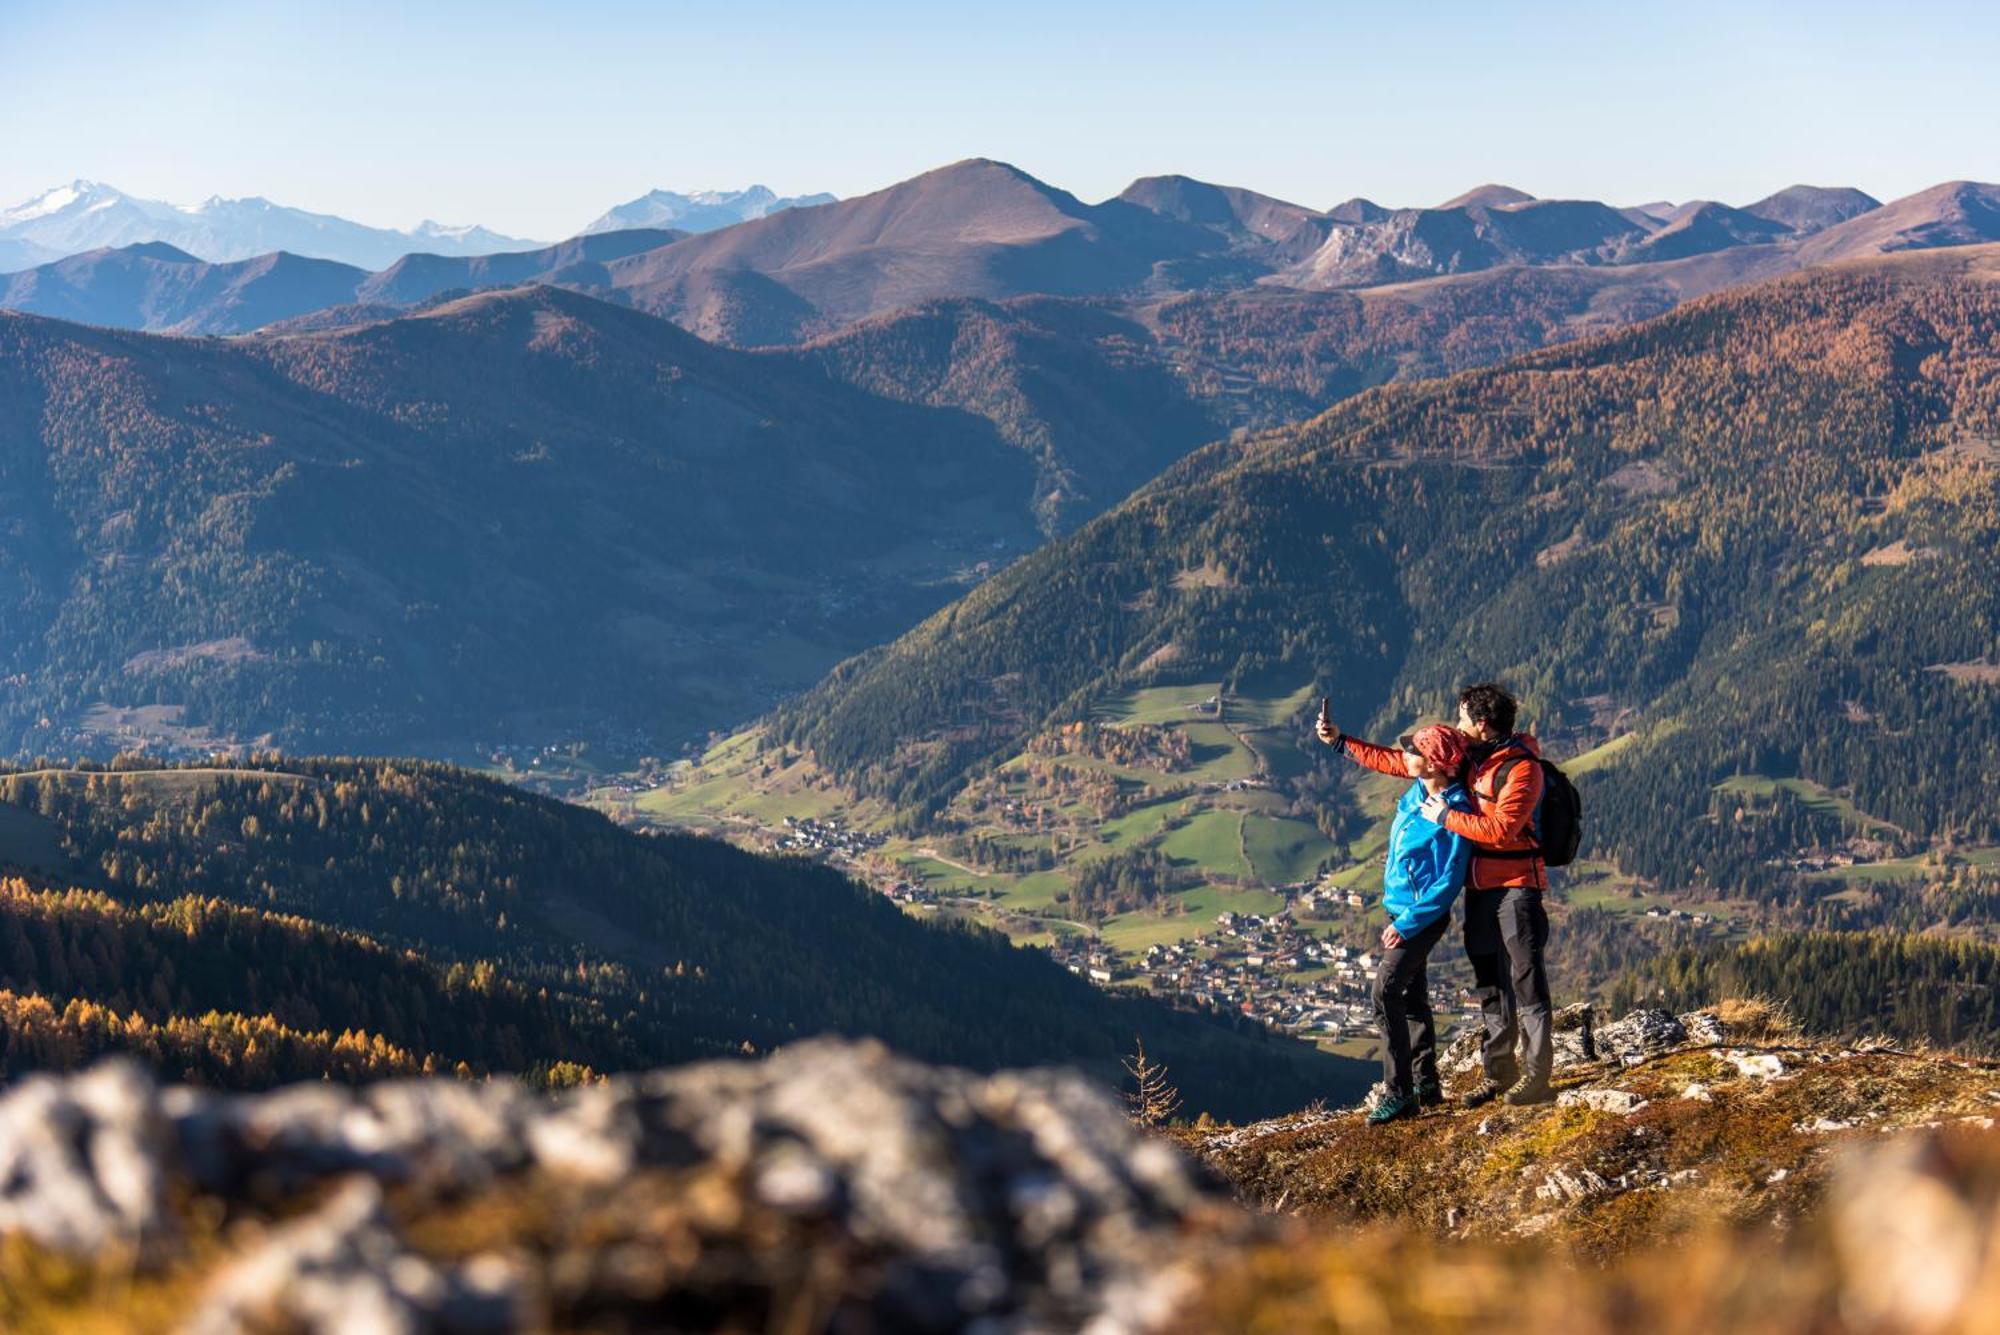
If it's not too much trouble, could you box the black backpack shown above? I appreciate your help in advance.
[1498,755,1583,868]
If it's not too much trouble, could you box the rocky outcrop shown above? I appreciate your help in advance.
[9,1012,2000,1333]
[1198,1004,2000,1257]
[1438,1003,1780,1078]
[0,1040,1231,1333]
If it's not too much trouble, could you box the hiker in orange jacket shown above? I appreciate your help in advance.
[1319,681,1557,1108]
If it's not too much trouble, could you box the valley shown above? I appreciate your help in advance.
[607,682,1844,1059]
[620,246,2000,1064]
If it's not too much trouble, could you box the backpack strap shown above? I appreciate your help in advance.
[1474,754,1545,858]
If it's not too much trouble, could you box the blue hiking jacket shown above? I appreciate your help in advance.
[1383,780,1474,937]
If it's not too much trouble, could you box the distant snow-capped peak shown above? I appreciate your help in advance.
[0,180,544,268]
[582,185,836,235]
[1,179,124,225]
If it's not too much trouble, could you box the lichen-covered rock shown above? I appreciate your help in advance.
[1442,1003,1666,1082]
[1679,1009,1731,1045]
[1535,1166,1612,1203]
[1558,1088,1648,1115]
[0,1042,1232,1333]
[1593,1008,1689,1064]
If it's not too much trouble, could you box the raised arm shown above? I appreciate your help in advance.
[1316,710,1410,778]
[1338,734,1411,778]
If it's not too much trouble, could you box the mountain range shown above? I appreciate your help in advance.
[0,250,1774,763]
[0,179,843,274]
[4,163,1996,356]
[0,180,546,270]
[4,179,2000,761]
[0,160,1997,1189]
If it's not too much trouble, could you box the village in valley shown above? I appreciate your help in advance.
[746,807,1478,1049]
[598,679,1778,1058]
[1044,905,1480,1044]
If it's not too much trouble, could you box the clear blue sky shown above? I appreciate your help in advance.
[4,0,1995,239]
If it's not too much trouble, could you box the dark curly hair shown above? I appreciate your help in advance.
[1457,681,1519,736]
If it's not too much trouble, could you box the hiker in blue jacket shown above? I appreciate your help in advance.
[1357,722,1475,1124]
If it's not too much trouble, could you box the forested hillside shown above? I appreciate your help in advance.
[1612,931,2000,1051]
[764,246,2000,916]
[794,271,1672,532]
[0,286,1044,759]
[0,759,1359,1114]
[0,879,614,1085]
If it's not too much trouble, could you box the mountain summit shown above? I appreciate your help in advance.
[1742,183,1881,234]
[601,158,1216,336]
[1439,183,1536,209]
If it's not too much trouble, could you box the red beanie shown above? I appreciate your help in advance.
[1405,723,1468,774]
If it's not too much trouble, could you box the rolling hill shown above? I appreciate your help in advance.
[599,158,1222,337]
[787,269,1692,530]
[350,227,688,306]
[1798,179,2000,262]
[0,243,373,334]
[0,230,685,334]
[0,285,1048,758]
[1743,184,1882,234]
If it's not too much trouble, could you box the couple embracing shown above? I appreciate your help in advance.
[1317,682,1560,1123]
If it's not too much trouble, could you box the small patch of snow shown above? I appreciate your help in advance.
[3,183,82,223]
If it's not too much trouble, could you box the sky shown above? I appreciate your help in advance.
[4,0,1997,240]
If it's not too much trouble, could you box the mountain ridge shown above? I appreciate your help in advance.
[7,166,1995,352]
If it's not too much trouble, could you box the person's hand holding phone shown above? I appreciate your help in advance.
[1314,696,1338,745]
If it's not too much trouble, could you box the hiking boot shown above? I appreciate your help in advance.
[1416,1080,1445,1108]
[1368,1091,1421,1124]
[1458,1074,1514,1109]
[1504,1076,1555,1107]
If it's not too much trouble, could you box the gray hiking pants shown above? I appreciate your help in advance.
[1464,885,1553,1085]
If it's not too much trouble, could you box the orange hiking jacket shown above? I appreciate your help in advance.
[1446,735,1547,891]
[1339,732,1547,891]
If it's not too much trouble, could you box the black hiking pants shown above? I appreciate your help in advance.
[1372,914,1451,1097]
[1464,885,1553,1086]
